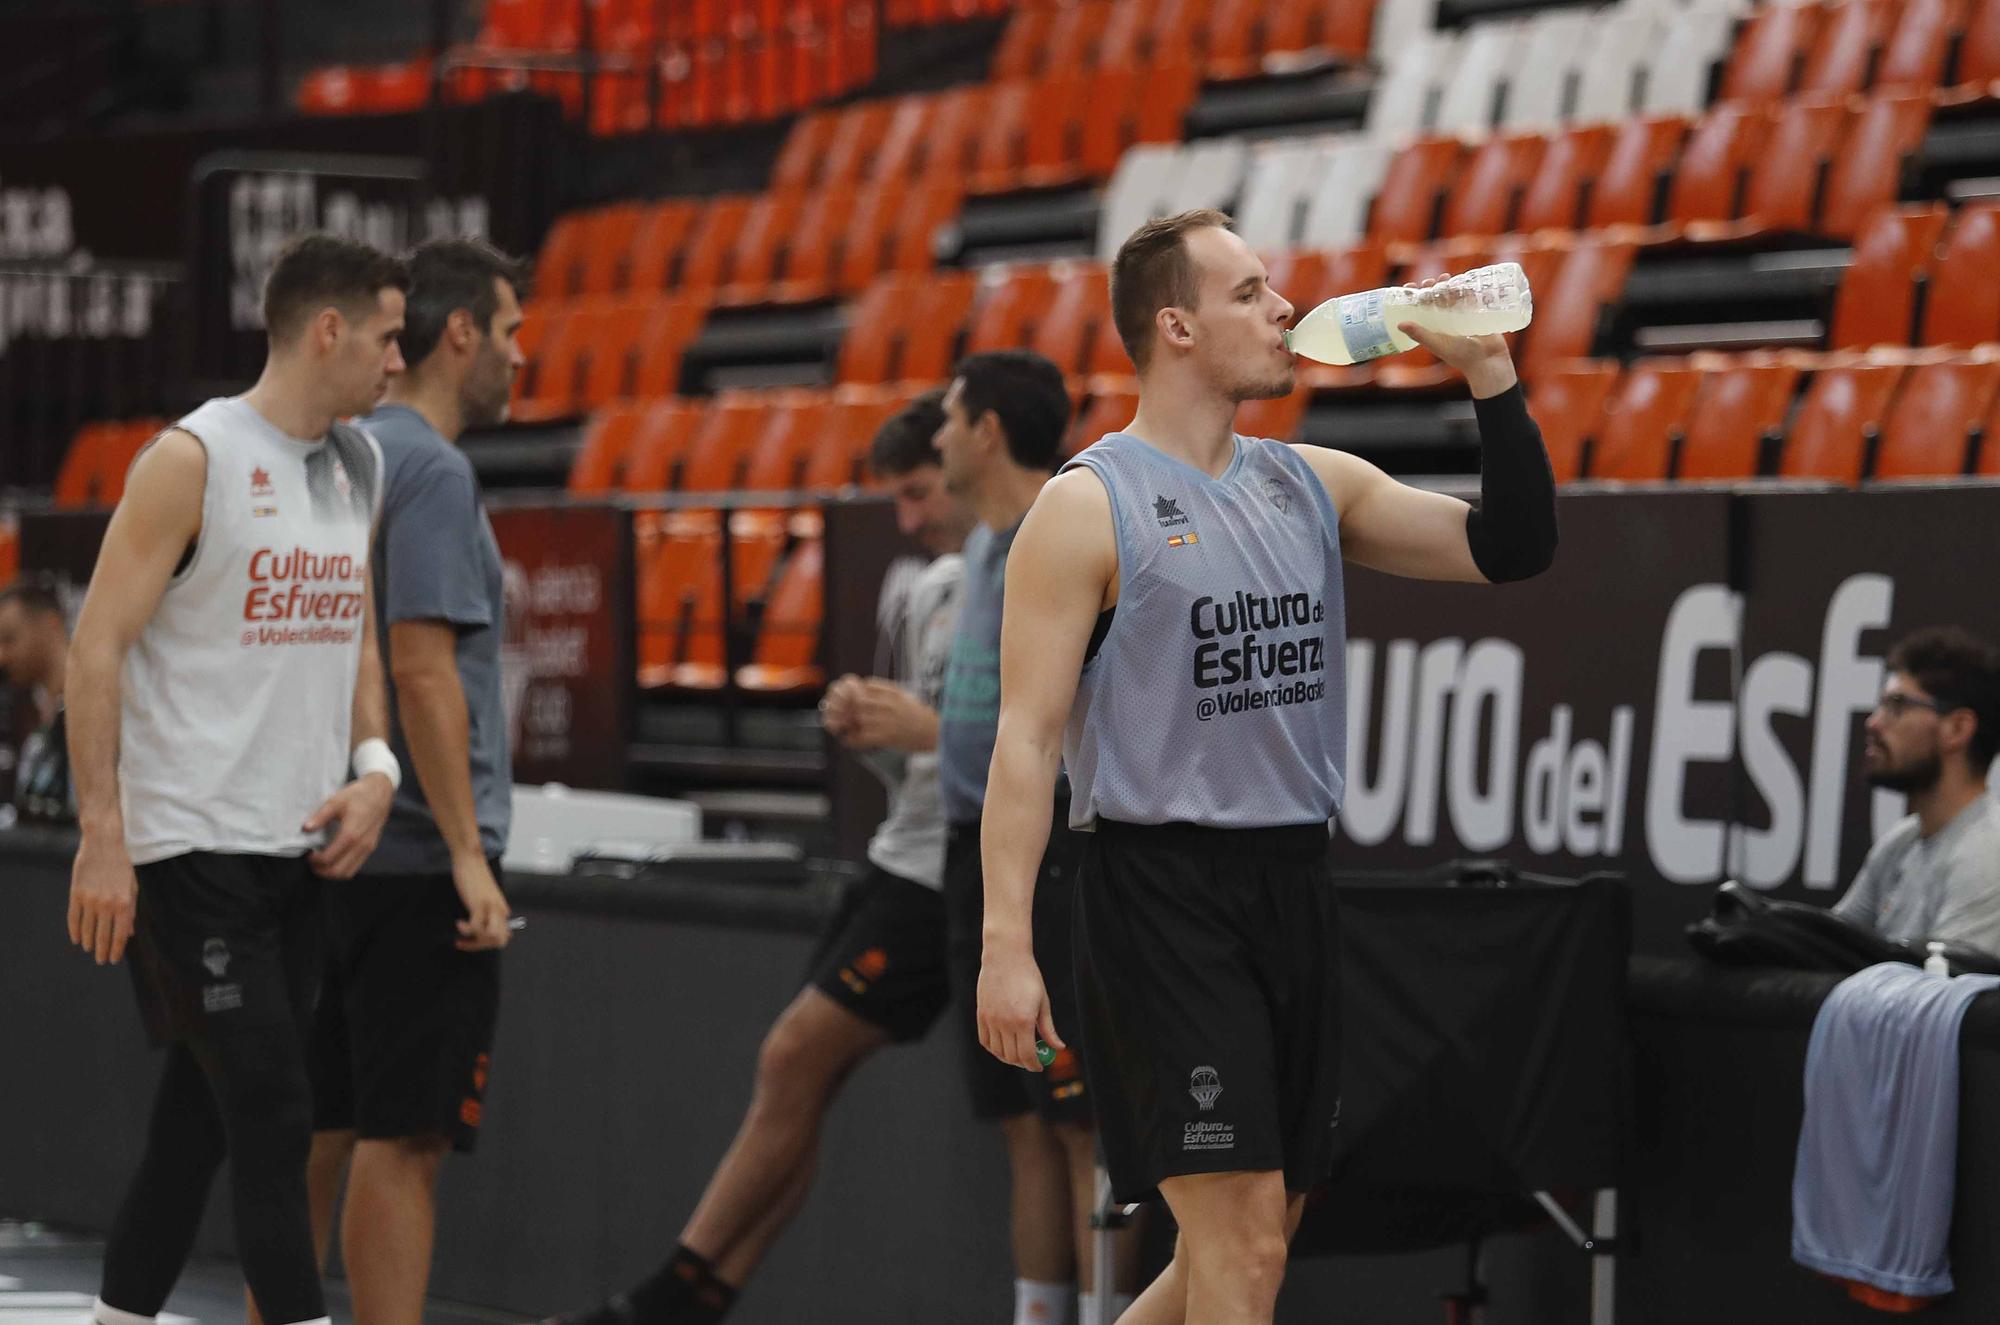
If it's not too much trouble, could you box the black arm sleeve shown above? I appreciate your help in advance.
[1463,383,1559,583]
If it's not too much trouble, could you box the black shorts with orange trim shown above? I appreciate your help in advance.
[945,817,1092,1125]
[804,865,949,1042]
[309,869,502,1153]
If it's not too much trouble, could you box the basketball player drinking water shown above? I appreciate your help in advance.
[976,210,1558,1325]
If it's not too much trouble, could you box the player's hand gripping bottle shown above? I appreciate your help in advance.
[1284,262,1534,365]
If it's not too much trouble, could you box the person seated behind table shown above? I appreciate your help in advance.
[1834,627,2000,953]
[0,576,75,824]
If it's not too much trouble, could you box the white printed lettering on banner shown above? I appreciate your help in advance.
[1341,572,1908,891]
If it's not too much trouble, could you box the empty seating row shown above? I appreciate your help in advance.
[1144,90,1930,258]
[1831,201,2000,347]
[566,383,932,496]
[302,0,875,129]
[771,67,1199,196]
[992,0,1374,82]
[1531,347,2000,482]
[837,238,1632,411]
[512,295,707,422]
[636,512,825,692]
[531,180,959,309]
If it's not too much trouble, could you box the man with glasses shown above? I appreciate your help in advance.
[1834,627,2000,952]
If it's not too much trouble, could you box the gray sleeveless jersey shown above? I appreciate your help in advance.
[1061,432,1347,829]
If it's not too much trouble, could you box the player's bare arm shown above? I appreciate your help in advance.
[389,616,512,949]
[65,429,206,965]
[304,575,396,881]
[1292,325,1556,586]
[977,468,1117,1071]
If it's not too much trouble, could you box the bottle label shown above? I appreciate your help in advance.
[1338,290,1397,363]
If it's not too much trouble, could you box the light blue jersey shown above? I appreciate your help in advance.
[1060,432,1347,830]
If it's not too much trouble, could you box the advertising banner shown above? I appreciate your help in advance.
[488,504,633,790]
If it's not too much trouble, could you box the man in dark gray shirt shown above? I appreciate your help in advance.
[294,237,523,1325]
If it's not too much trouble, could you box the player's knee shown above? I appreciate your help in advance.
[753,1016,830,1109]
[209,1033,313,1157]
[1193,1225,1288,1296]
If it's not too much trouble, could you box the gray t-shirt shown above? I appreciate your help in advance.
[863,552,963,889]
[1833,796,2000,952]
[358,404,511,875]
[937,520,1017,826]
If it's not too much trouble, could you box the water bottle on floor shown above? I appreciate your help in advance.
[1284,262,1534,366]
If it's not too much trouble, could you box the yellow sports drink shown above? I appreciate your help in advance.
[1284,261,1534,366]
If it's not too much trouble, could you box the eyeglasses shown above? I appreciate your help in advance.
[1874,693,1957,719]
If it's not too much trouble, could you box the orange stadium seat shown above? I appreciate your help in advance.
[737,537,827,692]
[838,270,980,384]
[1878,0,1965,89]
[533,213,591,300]
[1592,359,1706,481]
[774,110,839,191]
[1517,124,1616,234]
[717,190,805,302]
[1584,116,1688,231]
[867,97,931,183]
[1666,103,1773,235]
[1371,137,1466,246]
[1875,355,2000,476]
[1206,0,1269,79]
[575,203,648,295]
[1721,3,1828,104]
[820,102,895,188]
[635,510,723,687]
[678,196,757,293]
[802,386,902,490]
[1043,1,1115,69]
[993,5,1057,78]
[1442,133,1549,239]
[1487,236,1573,374]
[586,296,705,407]
[1033,266,1114,378]
[1781,359,1908,480]
[1949,0,2000,93]
[1732,97,1853,238]
[965,266,1061,355]
[297,66,363,115]
[1831,204,1949,347]
[1822,93,1934,239]
[570,402,649,494]
[512,302,587,422]
[624,199,704,294]
[678,394,777,492]
[920,85,997,182]
[1081,63,1200,181]
[1921,202,2000,344]
[1527,360,1621,481]
[1679,357,1803,480]
[622,400,708,492]
[739,394,831,492]
[1521,241,1636,381]
[1071,375,1139,451]
[1802,0,1910,97]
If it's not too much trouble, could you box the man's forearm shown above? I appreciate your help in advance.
[65,642,127,842]
[352,633,389,747]
[1464,383,1558,583]
[979,723,1062,949]
[394,665,485,860]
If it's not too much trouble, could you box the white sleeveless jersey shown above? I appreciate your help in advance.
[121,396,383,864]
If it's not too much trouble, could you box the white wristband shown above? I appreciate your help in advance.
[352,737,402,791]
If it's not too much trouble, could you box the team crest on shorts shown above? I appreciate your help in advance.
[1189,1065,1223,1111]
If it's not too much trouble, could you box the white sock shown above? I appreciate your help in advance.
[1014,1278,1075,1325]
[93,1300,156,1325]
[1078,1290,1138,1324]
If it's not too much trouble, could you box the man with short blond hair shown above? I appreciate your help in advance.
[978,210,1558,1324]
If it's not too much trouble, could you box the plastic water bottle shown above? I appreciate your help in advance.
[1283,262,1534,366]
[1926,941,1951,977]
